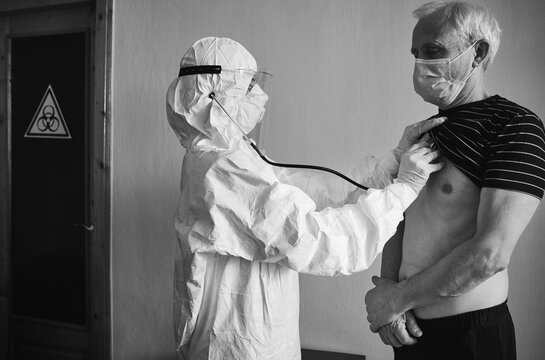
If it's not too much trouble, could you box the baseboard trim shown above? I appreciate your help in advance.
[301,348,366,360]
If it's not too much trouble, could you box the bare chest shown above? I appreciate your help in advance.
[402,157,481,270]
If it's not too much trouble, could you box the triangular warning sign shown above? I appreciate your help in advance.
[25,85,72,139]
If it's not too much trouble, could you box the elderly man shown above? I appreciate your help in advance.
[365,2,545,359]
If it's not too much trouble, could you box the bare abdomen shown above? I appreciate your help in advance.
[399,159,508,319]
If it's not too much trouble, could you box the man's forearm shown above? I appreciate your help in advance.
[393,235,502,313]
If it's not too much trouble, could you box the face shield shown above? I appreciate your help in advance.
[178,65,271,95]
[241,68,272,144]
[177,65,272,144]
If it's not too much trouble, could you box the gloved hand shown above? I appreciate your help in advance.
[397,142,443,193]
[394,117,446,161]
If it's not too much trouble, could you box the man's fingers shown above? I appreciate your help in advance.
[379,326,402,348]
[405,312,423,338]
[391,317,417,346]
[393,327,417,346]
[394,330,417,346]
[388,332,403,348]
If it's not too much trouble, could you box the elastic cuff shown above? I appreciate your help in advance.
[391,150,401,172]
[381,150,400,177]
[388,181,419,209]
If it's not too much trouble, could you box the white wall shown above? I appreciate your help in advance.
[110,1,545,359]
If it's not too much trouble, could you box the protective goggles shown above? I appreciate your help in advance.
[178,65,272,95]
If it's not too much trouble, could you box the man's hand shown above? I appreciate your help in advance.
[365,276,406,332]
[377,311,422,347]
[395,117,446,161]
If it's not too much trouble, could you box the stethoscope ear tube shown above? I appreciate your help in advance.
[208,91,369,191]
[249,142,369,191]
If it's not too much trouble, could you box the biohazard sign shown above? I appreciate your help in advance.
[25,85,71,139]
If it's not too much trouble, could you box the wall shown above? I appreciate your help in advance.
[110,1,545,359]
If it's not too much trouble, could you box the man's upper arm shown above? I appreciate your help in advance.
[473,187,540,269]
[478,112,545,265]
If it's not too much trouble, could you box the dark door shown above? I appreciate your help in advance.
[9,31,90,358]
[0,3,112,358]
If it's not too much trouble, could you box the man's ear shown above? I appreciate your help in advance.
[473,40,489,67]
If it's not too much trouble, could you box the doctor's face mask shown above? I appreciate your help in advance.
[413,41,478,108]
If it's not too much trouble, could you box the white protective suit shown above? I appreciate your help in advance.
[167,37,419,360]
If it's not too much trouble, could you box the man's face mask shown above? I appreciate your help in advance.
[413,41,478,108]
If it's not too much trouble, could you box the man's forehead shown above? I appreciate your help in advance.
[412,16,460,48]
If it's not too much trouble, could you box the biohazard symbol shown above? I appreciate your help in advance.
[25,85,71,139]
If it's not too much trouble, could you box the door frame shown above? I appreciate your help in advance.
[0,0,113,359]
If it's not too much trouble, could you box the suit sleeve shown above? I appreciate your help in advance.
[187,153,415,276]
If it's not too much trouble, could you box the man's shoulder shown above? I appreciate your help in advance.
[483,95,541,122]
[481,97,545,200]
[444,95,538,123]
[493,97,544,137]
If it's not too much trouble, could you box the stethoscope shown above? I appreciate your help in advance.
[208,92,369,191]
[177,65,370,191]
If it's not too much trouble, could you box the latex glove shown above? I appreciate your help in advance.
[377,311,422,348]
[394,117,446,161]
[396,142,443,193]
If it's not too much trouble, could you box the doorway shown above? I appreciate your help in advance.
[0,1,112,359]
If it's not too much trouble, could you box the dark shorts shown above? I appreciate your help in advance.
[393,301,516,360]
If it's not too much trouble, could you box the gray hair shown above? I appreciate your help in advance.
[413,1,501,70]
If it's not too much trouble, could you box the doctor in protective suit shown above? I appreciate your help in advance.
[166,37,443,360]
